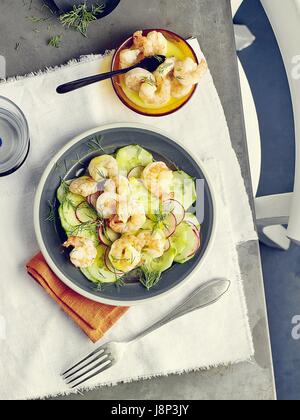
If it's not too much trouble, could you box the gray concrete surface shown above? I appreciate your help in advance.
[0,0,276,400]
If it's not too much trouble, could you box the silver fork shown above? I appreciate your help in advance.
[62,278,230,388]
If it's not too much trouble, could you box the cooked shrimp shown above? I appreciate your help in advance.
[69,176,98,198]
[104,178,117,194]
[63,236,97,268]
[139,78,171,105]
[88,155,119,182]
[110,210,146,234]
[120,48,141,69]
[117,175,130,197]
[170,78,193,99]
[124,68,155,92]
[133,30,168,56]
[109,236,141,272]
[96,192,118,219]
[174,58,208,87]
[142,162,173,198]
[153,57,176,83]
[110,200,146,234]
[137,230,166,260]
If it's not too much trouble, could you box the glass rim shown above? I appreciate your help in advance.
[0,95,30,176]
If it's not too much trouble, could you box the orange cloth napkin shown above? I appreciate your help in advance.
[26,253,128,343]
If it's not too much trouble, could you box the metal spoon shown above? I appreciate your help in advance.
[56,55,166,94]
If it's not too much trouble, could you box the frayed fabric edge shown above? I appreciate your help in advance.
[0,50,115,86]
[29,355,255,401]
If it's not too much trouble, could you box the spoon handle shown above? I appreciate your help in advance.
[56,67,130,94]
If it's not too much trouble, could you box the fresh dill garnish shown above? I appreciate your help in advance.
[26,15,50,23]
[114,277,125,288]
[158,61,173,74]
[48,35,62,48]
[59,2,105,37]
[141,76,156,86]
[87,135,105,152]
[94,282,104,292]
[70,152,86,167]
[139,267,162,290]
[59,178,70,197]
[45,199,56,223]
[151,209,171,232]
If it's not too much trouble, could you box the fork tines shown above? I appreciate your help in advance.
[61,344,113,388]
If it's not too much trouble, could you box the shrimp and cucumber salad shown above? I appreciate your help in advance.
[57,145,201,290]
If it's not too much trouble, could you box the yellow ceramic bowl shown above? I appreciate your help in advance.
[111,29,199,117]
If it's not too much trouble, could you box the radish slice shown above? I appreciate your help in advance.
[186,221,201,236]
[87,192,101,209]
[128,166,145,179]
[104,247,124,275]
[75,202,98,223]
[187,228,201,257]
[98,225,112,246]
[162,213,177,238]
[164,238,171,252]
[162,199,185,225]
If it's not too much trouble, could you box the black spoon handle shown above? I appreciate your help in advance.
[56,67,132,94]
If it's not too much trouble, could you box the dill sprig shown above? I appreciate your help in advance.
[158,61,173,74]
[151,209,171,232]
[45,199,56,223]
[139,267,162,290]
[48,35,62,48]
[87,135,105,152]
[69,220,98,236]
[70,152,86,167]
[141,76,156,87]
[26,15,50,23]
[59,2,105,37]
[114,277,125,288]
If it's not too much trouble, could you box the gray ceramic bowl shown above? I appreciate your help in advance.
[34,123,216,306]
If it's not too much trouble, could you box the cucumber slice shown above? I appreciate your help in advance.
[80,268,100,284]
[105,226,120,243]
[128,166,145,179]
[184,212,201,230]
[171,222,200,263]
[65,192,85,207]
[116,145,153,175]
[61,192,85,228]
[171,171,197,211]
[129,178,159,215]
[77,225,99,246]
[75,202,98,223]
[62,201,81,228]
[57,180,71,203]
[58,205,73,235]
[98,225,112,246]
[86,245,118,283]
[144,246,177,274]
[142,218,155,231]
[170,222,189,255]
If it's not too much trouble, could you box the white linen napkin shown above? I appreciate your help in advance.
[0,40,256,400]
